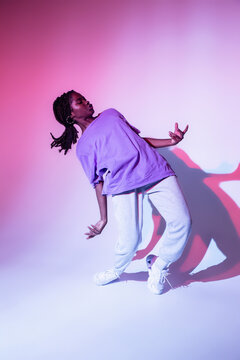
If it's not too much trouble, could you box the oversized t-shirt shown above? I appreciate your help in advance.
[76,108,175,195]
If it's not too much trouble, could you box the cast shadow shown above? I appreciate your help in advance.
[118,147,240,289]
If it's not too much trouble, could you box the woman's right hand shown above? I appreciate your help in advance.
[169,122,189,145]
[84,219,107,239]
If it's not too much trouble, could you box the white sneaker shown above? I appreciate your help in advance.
[147,259,173,295]
[93,269,120,286]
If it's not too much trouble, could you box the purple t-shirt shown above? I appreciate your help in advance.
[76,108,175,195]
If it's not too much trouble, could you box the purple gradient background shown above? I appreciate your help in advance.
[1,1,240,359]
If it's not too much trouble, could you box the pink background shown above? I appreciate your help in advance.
[1,0,240,359]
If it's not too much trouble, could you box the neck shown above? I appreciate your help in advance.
[74,116,95,134]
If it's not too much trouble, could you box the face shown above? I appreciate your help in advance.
[70,91,94,119]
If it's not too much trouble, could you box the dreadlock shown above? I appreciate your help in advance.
[50,90,79,155]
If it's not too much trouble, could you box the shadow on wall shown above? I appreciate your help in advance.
[127,147,240,288]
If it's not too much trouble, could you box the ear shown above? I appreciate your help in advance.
[71,111,75,119]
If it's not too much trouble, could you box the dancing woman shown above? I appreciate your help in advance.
[50,90,192,294]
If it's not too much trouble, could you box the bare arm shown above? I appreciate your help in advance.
[95,181,107,222]
[142,137,173,148]
[84,181,108,239]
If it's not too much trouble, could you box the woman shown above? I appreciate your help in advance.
[50,90,192,295]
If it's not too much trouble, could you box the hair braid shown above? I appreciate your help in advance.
[50,90,79,155]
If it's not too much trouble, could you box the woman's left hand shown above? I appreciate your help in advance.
[169,122,189,145]
[84,219,107,240]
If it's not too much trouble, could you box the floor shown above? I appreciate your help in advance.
[0,228,239,360]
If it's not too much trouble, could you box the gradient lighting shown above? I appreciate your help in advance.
[0,1,240,360]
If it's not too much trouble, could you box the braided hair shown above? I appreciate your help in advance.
[50,90,79,155]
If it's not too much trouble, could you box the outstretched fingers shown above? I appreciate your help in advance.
[183,124,189,134]
[174,122,189,137]
[88,225,100,234]
[84,224,101,239]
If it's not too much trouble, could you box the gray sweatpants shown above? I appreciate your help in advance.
[111,175,192,275]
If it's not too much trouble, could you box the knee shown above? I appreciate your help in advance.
[125,241,139,255]
[181,212,192,232]
[115,237,139,255]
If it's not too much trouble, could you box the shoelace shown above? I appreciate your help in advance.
[159,269,173,289]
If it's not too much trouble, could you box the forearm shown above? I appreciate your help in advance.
[95,181,108,222]
[143,137,173,148]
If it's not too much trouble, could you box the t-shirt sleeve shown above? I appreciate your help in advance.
[125,121,141,135]
[113,109,141,135]
[78,152,104,189]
